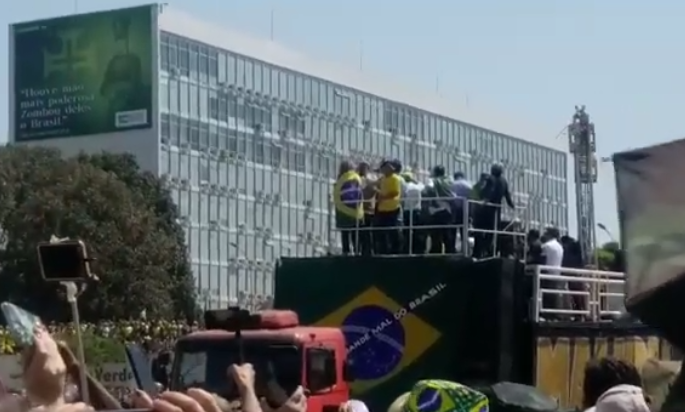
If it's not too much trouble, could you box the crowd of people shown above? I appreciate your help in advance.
[0,325,669,412]
[334,159,517,258]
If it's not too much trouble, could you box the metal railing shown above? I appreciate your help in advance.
[328,194,530,257]
[528,264,625,322]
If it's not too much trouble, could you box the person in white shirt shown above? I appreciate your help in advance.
[401,171,425,254]
[541,227,565,318]
[451,172,472,245]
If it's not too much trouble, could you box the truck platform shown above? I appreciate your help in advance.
[274,255,679,411]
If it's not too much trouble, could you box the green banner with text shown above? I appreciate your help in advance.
[12,5,154,141]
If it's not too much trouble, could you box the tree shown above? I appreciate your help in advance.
[0,146,197,322]
[595,241,620,270]
[76,152,197,320]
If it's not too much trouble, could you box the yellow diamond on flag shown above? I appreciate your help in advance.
[315,287,441,393]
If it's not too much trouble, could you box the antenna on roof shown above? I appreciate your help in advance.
[359,40,364,71]
[269,9,274,41]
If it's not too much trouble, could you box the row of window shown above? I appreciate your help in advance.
[167,183,566,253]
[160,105,567,189]
[161,32,566,180]
[160,149,569,214]
[171,187,328,240]
[176,187,566,276]
[175,187,565,262]
[184,224,329,264]
[191,262,274,299]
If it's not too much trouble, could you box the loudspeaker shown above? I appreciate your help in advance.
[479,382,558,412]
[614,141,685,349]
[456,259,530,385]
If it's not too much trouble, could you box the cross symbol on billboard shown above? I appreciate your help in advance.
[43,28,91,79]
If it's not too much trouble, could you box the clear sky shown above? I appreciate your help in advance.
[2,0,682,246]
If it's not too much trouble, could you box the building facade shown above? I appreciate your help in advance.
[9,5,568,305]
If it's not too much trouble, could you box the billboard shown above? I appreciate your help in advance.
[11,5,155,141]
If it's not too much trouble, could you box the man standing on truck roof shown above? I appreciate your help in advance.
[335,160,364,255]
[375,159,402,255]
[541,227,565,319]
[357,161,376,256]
[473,164,515,258]
[400,170,425,254]
[452,171,472,249]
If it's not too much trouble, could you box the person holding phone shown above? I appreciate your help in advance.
[2,325,307,412]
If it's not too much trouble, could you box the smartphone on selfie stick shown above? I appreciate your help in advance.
[37,238,96,405]
[204,306,254,363]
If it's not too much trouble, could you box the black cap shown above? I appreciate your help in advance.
[379,159,395,171]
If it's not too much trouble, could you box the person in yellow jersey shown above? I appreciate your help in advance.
[374,160,402,255]
[334,160,364,255]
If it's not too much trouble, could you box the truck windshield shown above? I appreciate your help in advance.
[174,340,301,397]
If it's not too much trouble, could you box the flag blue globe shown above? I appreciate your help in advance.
[341,305,406,380]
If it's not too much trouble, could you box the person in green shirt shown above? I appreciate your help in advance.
[470,173,490,200]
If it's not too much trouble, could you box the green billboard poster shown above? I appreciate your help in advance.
[12,5,155,141]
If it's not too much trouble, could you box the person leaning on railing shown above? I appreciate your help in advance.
[334,160,364,255]
[473,164,515,258]
[400,171,425,254]
[451,172,473,246]
[426,166,457,254]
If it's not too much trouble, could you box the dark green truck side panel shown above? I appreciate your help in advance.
[274,256,507,411]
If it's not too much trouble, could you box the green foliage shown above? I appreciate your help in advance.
[0,146,197,322]
[0,321,194,360]
[76,152,197,321]
[594,241,620,270]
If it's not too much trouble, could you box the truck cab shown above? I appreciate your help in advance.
[169,309,351,412]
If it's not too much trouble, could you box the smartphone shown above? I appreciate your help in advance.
[0,302,41,347]
[36,240,92,282]
[125,344,158,394]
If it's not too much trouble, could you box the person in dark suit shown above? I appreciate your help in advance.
[562,236,587,315]
[526,229,545,264]
[473,164,515,257]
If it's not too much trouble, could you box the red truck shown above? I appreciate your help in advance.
[168,309,352,412]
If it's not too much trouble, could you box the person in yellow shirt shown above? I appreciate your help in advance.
[374,160,402,254]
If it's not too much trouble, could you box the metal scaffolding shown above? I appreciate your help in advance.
[567,105,598,264]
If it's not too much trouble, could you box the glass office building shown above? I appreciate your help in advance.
[10,6,568,304]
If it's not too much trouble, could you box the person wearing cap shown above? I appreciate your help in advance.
[401,171,425,254]
[473,164,515,258]
[334,160,364,255]
[427,165,457,254]
[452,172,473,247]
[375,160,402,255]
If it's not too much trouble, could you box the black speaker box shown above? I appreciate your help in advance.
[455,258,532,385]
